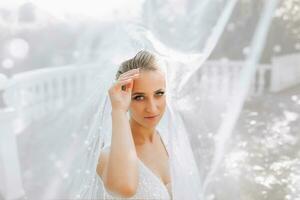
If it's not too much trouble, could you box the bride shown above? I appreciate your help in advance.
[97,50,172,199]
[23,49,204,200]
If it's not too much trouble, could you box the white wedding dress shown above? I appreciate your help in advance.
[98,132,172,200]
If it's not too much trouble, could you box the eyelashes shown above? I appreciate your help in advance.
[133,96,144,101]
[132,91,165,101]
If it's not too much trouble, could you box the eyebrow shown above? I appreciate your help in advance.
[132,89,165,96]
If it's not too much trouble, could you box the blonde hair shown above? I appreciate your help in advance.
[116,50,160,80]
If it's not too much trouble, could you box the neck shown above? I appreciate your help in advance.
[130,118,156,145]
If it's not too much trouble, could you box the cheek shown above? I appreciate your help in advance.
[129,102,144,117]
[159,97,166,111]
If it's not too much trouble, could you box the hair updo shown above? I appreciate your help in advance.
[115,50,160,80]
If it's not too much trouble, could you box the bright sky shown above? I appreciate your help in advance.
[0,0,143,20]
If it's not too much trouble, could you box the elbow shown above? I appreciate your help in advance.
[100,158,139,198]
[118,184,138,198]
[105,177,138,198]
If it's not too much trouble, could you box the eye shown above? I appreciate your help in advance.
[133,95,145,101]
[155,91,165,96]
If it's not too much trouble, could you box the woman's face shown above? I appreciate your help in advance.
[129,70,166,129]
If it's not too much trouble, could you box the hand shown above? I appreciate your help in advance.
[108,69,140,112]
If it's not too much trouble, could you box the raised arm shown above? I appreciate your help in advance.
[97,69,140,198]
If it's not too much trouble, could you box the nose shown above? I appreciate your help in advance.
[145,97,159,113]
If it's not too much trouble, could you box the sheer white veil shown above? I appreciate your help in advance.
[1,0,291,199]
[59,52,203,199]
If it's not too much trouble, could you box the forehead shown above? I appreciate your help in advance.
[132,70,165,92]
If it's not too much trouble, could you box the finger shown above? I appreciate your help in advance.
[118,68,139,79]
[118,73,139,81]
[115,78,133,91]
[120,68,139,77]
[117,74,139,91]
[118,71,139,81]
[120,80,133,92]
[116,78,132,85]
[125,80,133,92]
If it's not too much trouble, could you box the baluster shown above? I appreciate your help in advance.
[257,67,266,95]
[0,109,25,199]
[37,82,44,118]
[57,76,65,107]
[221,63,229,97]
[29,84,36,122]
[211,65,218,97]
[65,75,70,100]
[72,74,78,98]
[48,78,55,111]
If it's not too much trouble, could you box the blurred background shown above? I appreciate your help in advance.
[0,0,299,199]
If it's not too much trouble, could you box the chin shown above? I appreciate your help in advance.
[138,121,154,128]
[143,119,161,128]
[132,115,162,129]
[135,119,156,129]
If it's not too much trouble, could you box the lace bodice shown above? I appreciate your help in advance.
[99,132,172,200]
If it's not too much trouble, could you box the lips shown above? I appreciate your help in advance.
[144,114,159,119]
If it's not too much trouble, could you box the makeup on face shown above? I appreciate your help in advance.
[131,89,165,101]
